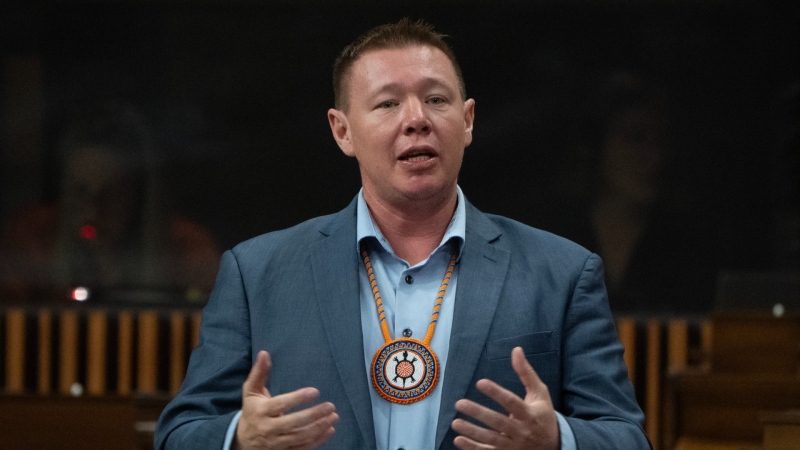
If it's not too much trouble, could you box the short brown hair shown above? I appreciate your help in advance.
[332,18,466,111]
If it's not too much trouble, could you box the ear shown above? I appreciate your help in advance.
[328,108,355,157]
[463,98,475,147]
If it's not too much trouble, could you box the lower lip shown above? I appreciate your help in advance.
[399,155,437,169]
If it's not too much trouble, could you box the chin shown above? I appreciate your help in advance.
[398,183,454,203]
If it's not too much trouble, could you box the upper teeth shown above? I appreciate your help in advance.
[406,154,430,161]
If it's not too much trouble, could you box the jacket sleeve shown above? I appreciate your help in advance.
[154,250,253,450]
[561,253,652,449]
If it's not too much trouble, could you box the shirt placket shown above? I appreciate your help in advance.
[387,255,442,450]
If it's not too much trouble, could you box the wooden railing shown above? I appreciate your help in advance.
[1,306,202,397]
[615,317,713,448]
[1,306,710,449]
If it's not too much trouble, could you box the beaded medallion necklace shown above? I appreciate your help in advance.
[360,241,458,404]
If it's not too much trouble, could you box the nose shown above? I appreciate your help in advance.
[402,98,431,135]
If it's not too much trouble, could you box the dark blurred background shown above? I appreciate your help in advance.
[1,0,797,314]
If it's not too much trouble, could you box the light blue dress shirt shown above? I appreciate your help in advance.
[222,187,575,450]
[356,188,465,450]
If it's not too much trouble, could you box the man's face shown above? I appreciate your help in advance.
[328,45,475,207]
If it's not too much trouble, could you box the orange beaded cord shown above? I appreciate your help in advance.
[359,242,458,346]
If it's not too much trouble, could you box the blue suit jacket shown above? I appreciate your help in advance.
[155,198,649,449]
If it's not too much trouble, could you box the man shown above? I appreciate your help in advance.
[155,19,649,450]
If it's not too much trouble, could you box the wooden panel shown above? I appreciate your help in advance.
[6,308,26,393]
[711,315,800,374]
[761,410,800,450]
[617,318,637,382]
[118,311,133,396]
[59,311,79,395]
[137,311,158,394]
[0,395,136,450]
[668,319,689,371]
[700,320,713,368]
[37,309,52,395]
[169,311,186,395]
[667,373,800,444]
[673,437,760,450]
[763,425,800,450]
[86,311,107,395]
[646,320,662,449]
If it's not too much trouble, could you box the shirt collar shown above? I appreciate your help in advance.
[356,186,466,260]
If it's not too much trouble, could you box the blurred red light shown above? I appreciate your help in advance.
[80,224,97,240]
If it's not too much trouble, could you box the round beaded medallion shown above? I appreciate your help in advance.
[371,338,439,404]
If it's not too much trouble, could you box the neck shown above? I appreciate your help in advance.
[364,189,458,266]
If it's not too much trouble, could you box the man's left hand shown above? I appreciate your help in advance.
[451,346,559,450]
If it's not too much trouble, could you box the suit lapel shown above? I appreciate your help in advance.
[310,202,377,449]
[436,204,510,449]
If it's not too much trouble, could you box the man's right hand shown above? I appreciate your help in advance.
[233,351,339,450]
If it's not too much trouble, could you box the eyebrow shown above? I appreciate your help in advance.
[368,77,457,99]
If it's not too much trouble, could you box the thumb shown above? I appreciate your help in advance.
[242,350,271,398]
[511,346,547,399]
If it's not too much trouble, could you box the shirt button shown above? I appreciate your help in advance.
[402,328,412,337]
[405,275,413,284]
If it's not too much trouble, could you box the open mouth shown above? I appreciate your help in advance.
[399,147,436,162]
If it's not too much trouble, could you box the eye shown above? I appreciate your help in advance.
[428,96,447,105]
[377,100,397,109]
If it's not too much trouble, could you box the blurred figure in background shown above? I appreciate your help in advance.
[0,103,220,304]
[552,70,719,315]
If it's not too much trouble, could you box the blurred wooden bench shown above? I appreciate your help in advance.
[2,307,202,397]
[663,313,800,450]
[1,306,200,449]
[2,306,706,449]
[760,410,800,450]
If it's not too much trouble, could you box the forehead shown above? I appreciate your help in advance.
[349,45,459,91]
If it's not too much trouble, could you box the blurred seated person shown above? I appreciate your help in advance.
[0,104,220,304]
[551,71,718,315]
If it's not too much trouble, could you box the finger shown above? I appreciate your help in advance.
[511,346,546,397]
[453,435,494,450]
[262,387,321,417]
[289,423,337,450]
[237,393,333,448]
[474,378,530,421]
[455,398,512,434]
[451,417,509,447]
[242,351,272,397]
[272,401,336,431]
[281,410,339,449]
